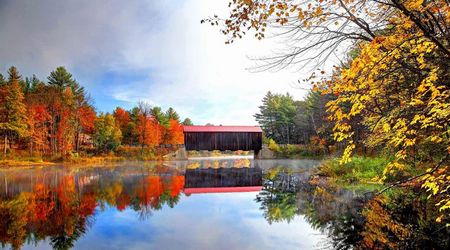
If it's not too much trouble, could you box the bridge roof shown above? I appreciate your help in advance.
[183,125,262,133]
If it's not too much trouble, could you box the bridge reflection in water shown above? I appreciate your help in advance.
[184,166,263,195]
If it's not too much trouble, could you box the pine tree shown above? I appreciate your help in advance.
[0,74,6,86]
[165,107,180,122]
[48,66,86,103]
[151,106,168,127]
[0,66,28,155]
[182,118,193,126]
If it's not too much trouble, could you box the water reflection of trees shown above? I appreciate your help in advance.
[256,167,298,224]
[256,167,450,250]
[0,167,185,249]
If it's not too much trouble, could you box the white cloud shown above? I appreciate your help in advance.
[0,0,313,125]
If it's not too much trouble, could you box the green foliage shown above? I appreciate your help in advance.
[318,156,390,184]
[93,113,122,152]
[47,66,85,100]
[150,106,168,127]
[255,91,297,144]
[0,67,28,144]
[256,166,298,224]
[0,74,6,86]
[165,107,180,122]
[181,118,193,126]
[255,90,335,151]
[114,145,157,160]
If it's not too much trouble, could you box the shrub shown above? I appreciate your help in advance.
[267,139,280,152]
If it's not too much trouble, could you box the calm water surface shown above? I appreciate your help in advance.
[1,158,445,250]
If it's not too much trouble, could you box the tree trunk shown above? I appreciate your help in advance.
[286,125,290,144]
[3,134,7,156]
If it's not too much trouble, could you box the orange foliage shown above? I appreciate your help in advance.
[165,119,184,145]
[136,115,163,146]
[137,176,164,207]
[28,104,51,153]
[166,176,185,197]
[0,168,188,248]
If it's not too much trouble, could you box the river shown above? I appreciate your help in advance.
[0,158,447,249]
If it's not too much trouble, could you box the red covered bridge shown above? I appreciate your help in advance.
[183,125,263,156]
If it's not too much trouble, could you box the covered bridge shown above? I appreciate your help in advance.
[183,125,263,156]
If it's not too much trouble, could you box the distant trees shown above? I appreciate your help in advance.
[255,91,333,147]
[182,118,193,126]
[254,92,297,144]
[0,66,192,157]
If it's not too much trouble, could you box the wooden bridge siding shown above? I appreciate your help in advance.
[184,132,262,152]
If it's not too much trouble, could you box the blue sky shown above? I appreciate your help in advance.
[0,0,313,125]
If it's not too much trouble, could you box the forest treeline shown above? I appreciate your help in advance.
[255,91,335,153]
[0,66,193,159]
[254,90,370,157]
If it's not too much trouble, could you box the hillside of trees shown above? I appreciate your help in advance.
[0,66,193,161]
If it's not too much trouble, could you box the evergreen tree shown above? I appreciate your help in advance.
[151,106,168,127]
[254,92,297,144]
[0,73,6,86]
[165,107,180,122]
[24,75,42,93]
[182,118,193,126]
[0,66,28,155]
[48,66,86,103]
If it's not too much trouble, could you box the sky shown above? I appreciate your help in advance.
[0,0,312,125]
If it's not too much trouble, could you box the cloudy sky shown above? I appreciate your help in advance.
[0,0,312,125]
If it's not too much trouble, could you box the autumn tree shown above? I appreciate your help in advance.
[136,115,162,147]
[45,66,92,154]
[113,107,133,144]
[164,119,184,145]
[208,0,450,221]
[27,105,51,154]
[93,113,122,152]
[75,105,96,150]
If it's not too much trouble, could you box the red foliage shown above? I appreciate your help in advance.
[28,104,51,153]
[113,107,131,130]
[77,106,96,134]
[136,114,163,146]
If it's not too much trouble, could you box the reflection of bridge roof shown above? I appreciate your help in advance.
[183,125,262,133]
[184,186,262,195]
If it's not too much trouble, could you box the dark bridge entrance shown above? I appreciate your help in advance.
[183,126,263,157]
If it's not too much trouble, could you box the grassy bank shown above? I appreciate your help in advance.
[0,146,179,167]
[316,156,391,185]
